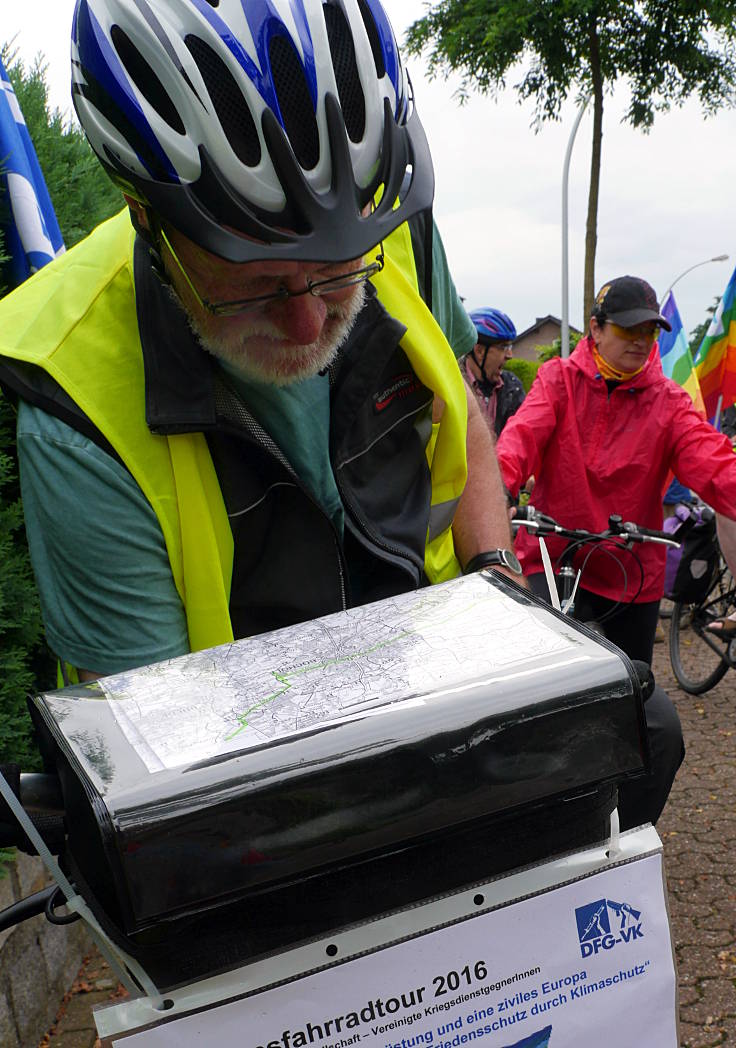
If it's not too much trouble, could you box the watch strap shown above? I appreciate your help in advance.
[463,549,520,576]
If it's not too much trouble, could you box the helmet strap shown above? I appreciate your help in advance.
[473,342,496,395]
[137,208,174,290]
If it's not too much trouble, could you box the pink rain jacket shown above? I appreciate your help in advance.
[497,335,736,602]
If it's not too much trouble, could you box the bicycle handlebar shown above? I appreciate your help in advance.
[0,767,65,854]
[513,506,680,549]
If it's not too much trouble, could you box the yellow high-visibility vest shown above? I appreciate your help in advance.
[0,210,467,654]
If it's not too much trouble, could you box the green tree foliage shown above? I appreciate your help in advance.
[504,357,541,392]
[689,296,720,359]
[0,50,120,765]
[405,2,736,320]
[506,324,584,389]
[0,407,48,769]
[0,217,50,769]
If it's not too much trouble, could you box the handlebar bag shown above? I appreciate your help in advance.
[29,573,647,986]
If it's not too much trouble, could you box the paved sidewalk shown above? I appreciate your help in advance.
[37,948,126,1048]
[40,621,736,1047]
[655,623,736,1047]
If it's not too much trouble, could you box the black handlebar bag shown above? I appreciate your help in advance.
[664,509,719,603]
[29,572,648,989]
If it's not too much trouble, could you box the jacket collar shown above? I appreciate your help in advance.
[134,235,218,434]
[570,333,663,388]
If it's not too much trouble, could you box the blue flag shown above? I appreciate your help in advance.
[0,57,64,287]
[503,1027,553,1048]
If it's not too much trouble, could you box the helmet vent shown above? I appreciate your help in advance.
[268,35,320,171]
[323,4,365,143]
[185,35,261,166]
[111,25,185,134]
[356,0,385,79]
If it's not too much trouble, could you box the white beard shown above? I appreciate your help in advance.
[174,283,367,386]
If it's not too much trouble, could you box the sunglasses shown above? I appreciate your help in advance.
[608,322,659,345]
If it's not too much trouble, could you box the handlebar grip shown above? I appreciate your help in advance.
[620,521,676,541]
[0,766,66,855]
[513,505,558,526]
[512,504,535,522]
[0,812,66,855]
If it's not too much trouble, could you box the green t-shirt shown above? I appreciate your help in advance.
[17,404,190,674]
[17,368,341,675]
[219,363,343,536]
[429,226,477,361]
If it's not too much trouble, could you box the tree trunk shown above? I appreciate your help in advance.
[583,18,604,324]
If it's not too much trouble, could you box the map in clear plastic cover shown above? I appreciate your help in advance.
[100,574,584,772]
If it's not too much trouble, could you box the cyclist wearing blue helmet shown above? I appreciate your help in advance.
[0,0,516,680]
[461,307,525,438]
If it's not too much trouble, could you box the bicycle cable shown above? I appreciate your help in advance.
[553,535,645,622]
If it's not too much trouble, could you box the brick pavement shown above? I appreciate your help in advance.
[39,620,736,1047]
[655,621,736,1047]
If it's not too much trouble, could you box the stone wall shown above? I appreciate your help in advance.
[0,853,90,1047]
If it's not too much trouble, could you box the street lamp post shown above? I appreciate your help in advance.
[662,254,729,303]
[561,96,590,358]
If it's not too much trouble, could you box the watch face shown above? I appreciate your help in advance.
[499,549,523,575]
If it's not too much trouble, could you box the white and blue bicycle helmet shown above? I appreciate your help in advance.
[469,307,517,345]
[71,0,434,263]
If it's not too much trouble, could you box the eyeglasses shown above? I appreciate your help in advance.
[477,340,513,353]
[158,225,384,318]
[608,322,659,345]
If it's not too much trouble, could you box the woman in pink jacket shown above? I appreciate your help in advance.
[497,275,736,830]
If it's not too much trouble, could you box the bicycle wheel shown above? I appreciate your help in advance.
[669,561,733,694]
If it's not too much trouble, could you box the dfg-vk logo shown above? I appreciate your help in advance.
[574,898,643,958]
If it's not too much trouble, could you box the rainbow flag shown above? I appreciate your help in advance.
[694,266,736,421]
[658,291,705,416]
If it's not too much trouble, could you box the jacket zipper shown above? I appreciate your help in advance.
[214,381,348,611]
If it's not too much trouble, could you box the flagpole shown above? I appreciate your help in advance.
[561,94,590,359]
[715,394,724,431]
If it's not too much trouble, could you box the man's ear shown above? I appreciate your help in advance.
[123,194,150,231]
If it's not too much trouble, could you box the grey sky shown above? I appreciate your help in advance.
[5,0,735,341]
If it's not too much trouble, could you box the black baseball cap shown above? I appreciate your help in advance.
[591,275,671,332]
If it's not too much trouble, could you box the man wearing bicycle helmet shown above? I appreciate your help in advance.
[461,308,525,438]
[0,0,514,681]
[497,274,736,829]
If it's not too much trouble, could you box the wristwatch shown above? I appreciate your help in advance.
[463,549,523,576]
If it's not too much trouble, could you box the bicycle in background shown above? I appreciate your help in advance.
[666,525,736,694]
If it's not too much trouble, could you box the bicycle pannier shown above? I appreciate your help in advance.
[664,506,718,603]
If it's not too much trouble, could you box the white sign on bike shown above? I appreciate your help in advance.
[96,831,678,1047]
